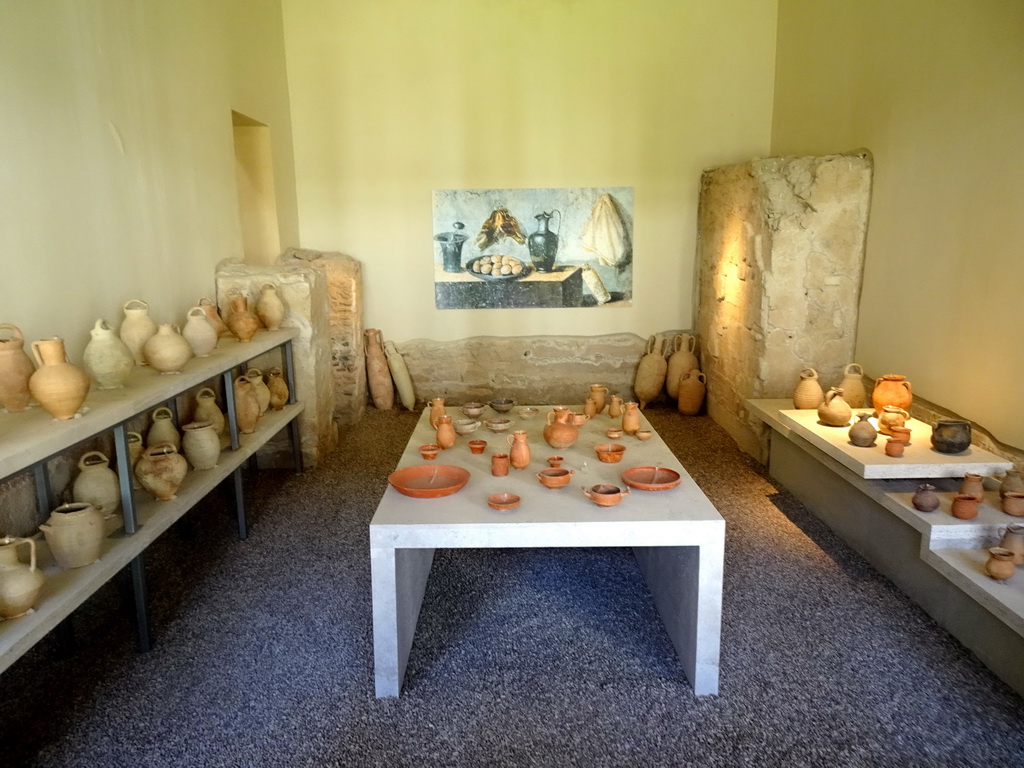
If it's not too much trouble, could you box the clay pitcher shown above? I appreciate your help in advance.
[246,368,271,415]
[665,334,698,399]
[506,429,531,470]
[225,289,260,343]
[182,306,219,357]
[587,384,609,414]
[621,401,641,435]
[998,524,1024,565]
[677,370,706,416]
[633,336,667,410]
[435,414,456,450]
[255,282,286,331]
[72,451,121,517]
[608,395,623,419]
[429,397,447,428]
[148,406,180,451]
[793,368,825,409]
[543,408,579,449]
[877,405,909,436]
[0,323,36,412]
[984,548,1016,581]
[28,337,90,420]
[817,388,852,427]
[181,421,220,470]
[0,537,45,619]
[848,413,877,447]
[119,299,158,366]
[39,502,105,568]
[233,375,261,434]
[1000,470,1024,499]
[197,297,229,337]
[134,443,188,501]
[144,324,193,374]
[266,367,289,411]
[364,329,394,410]
[872,374,912,415]
[83,318,134,389]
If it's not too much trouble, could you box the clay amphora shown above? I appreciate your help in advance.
[83,318,134,389]
[384,341,416,411]
[958,473,985,502]
[148,406,180,451]
[878,405,909,436]
[144,324,193,374]
[0,323,36,412]
[608,395,623,419]
[72,451,121,516]
[435,414,456,450]
[0,537,45,619]
[665,334,698,400]
[39,502,105,568]
[931,420,971,454]
[984,548,1016,581]
[583,397,598,419]
[1002,492,1024,517]
[364,329,394,410]
[127,431,144,489]
[840,363,867,408]
[911,484,940,512]
[872,374,912,415]
[848,413,877,447]
[194,387,227,442]
[1000,470,1024,499]
[588,384,609,414]
[135,443,188,501]
[197,297,229,337]
[884,439,905,458]
[818,388,852,427]
[255,282,286,331]
[998,524,1024,565]
[544,408,579,449]
[182,421,220,470]
[428,397,447,428]
[633,336,667,410]
[182,306,219,357]
[28,337,90,420]
[246,368,271,415]
[119,299,158,366]
[950,494,979,520]
[622,401,641,435]
[266,367,289,411]
[793,368,825,409]
[506,429,531,470]
[226,290,260,343]
[233,376,261,434]
[677,370,706,416]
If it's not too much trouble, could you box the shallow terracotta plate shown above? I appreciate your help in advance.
[620,466,682,491]
[388,464,470,498]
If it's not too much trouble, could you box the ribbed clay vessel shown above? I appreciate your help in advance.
[29,337,90,420]
[0,323,36,412]
[793,368,825,409]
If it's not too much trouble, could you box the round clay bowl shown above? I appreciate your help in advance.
[547,456,564,468]
[468,439,487,454]
[582,483,629,507]
[488,492,520,512]
[536,467,573,488]
[489,398,516,413]
[484,418,513,433]
[461,402,486,418]
[517,406,540,419]
[636,429,653,441]
[621,466,682,492]
[418,444,440,460]
[606,428,624,439]
[453,418,481,436]
[594,443,627,463]
[388,464,470,498]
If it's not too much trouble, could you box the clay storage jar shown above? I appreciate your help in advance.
[677,370,706,416]
[72,451,121,517]
[119,299,158,366]
[364,329,394,410]
[266,367,289,411]
[633,336,667,410]
[255,282,286,331]
[182,306,219,358]
[1002,492,1024,517]
[28,337,90,420]
[665,335,698,400]
[143,324,193,374]
[39,502,105,569]
[135,443,188,501]
[148,406,180,451]
[911,484,940,513]
[246,368,271,415]
[872,374,912,415]
[182,421,221,470]
[0,323,36,412]
[793,368,825,409]
[958,473,985,502]
[226,289,260,343]
[839,363,867,408]
[233,375,261,434]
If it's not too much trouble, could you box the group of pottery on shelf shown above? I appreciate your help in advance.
[633,333,706,416]
[912,471,1024,521]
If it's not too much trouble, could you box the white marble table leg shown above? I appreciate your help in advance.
[371,545,436,697]
[633,539,724,695]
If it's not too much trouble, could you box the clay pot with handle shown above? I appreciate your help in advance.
[28,337,90,420]
[39,502,105,568]
[226,289,260,343]
[233,376,261,435]
[148,406,180,451]
[196,297,229,338]
[0,537,45,619]
[839,363,868,408]
[72,450,121,517]
[506,429,531,470]
[255,282,285,331]
[793,368,825,409]
[119,299,158,366]
[266,367,289,411]
[872,374,912,415]
[0,323,36,412]
[135,443,188,501]
[143,324,193,374]
[182,306,219,358]
[543,408,579,449]
[677,370,706,416]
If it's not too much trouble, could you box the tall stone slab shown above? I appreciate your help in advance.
[216,259,337,467]
[695,151,873,461]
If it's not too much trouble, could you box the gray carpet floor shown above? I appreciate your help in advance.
[2,408,1024,767]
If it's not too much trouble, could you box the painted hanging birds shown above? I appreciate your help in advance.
[475,208,526,250]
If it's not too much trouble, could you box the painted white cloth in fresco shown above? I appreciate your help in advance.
[581,193,630,268]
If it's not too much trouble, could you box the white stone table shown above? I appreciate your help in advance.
[370,406,725,697]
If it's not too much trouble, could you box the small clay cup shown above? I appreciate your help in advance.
[547,455,564,468]
[468,439,487,455]
[491,453,510,477]
[1002,492,1024,517]
[951,493,979,520]
[419,444,440,460]
[606,428,624,439]
[636,429,652,441]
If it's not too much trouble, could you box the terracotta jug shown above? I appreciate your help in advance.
[83,318,134,390]
[119,299,158,366]
[148,406,180,451]
[255,282,286,331]
[931,419,971,454]
[72,451,121,517]
[0,323,36,412]
[506,429,531,470]
[677,370,706,416]
[958,473,985,501]
[182,306,219,357]
[182,421,220,470]
[246,368,271,415]
[878,405,909,436]
[666,334,698,399]
[608,395,623,419]
[39,502,105,568]
[633,336,667,409]
[29,337,90,420]
[848,413,877,447]
[193,387,227,443]
[984,548,1016,581]
[435,414,456,450]
[429,397,447,428]
[588,384,609,414]
[364,329,394,410]
[622,401,641,436]
[1003,492,1024,517]
[266,367,289,411]
[384,341,416,411]
[0,537,45,619]
[135,443,188,501]
[872,374,912,415]
[197,297,229,337]
[544,408,579,449]
[144,324,193,374]
[840,363,867,408]
[233,376,261,434]
[1000,470,1024,499]
[911,483,940,512]
[793,368,825,409]
[226,289,260,343]
[998,524,1024,565]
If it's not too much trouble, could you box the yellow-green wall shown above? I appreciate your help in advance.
[282,0,778,340]
[772,0,1024,449]
[0,0,298,358]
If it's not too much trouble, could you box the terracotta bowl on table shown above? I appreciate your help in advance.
[620,466,682,492]
[484,418,513,433]
[418,444,440,460]
[536,467,574,488]
[517,406,540,419]
[489,398,516,413]
[468,439,487,454]
[461,402,486,418]
[582,483,630,507]
[388,464,469,498]
[636,429,652,441]
[594,443,627,463]
[453,418,481,436]
[487,492,520,511]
